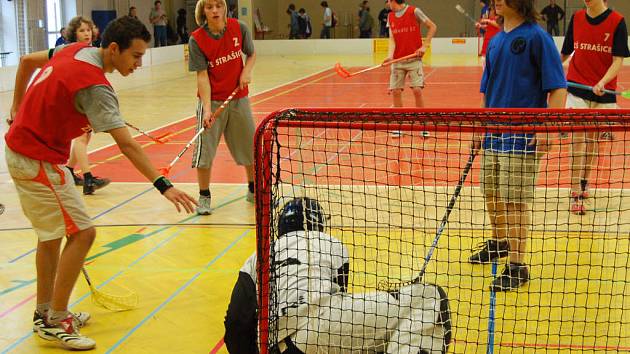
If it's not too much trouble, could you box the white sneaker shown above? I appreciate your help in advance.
[37,315,96,350]
[196,195,212,215]
[33,310,90,332]
[246,190,255,203]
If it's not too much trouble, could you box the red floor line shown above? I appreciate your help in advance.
[499,341,630,351]
[451,338,630,351]
[0,293,36,319]
[209,337,224,354]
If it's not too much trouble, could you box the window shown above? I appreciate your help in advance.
[46,0,62,48]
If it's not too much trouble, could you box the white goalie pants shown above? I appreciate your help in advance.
[280,283,448,354]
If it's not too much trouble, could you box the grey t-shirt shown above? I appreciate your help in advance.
[188,21,255,72]
[51,45,126,133]
[150,8,167,26]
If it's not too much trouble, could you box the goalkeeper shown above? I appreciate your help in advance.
[224,197,451,354]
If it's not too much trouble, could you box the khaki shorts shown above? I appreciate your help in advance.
[480,150,540,204]
[191,97,255,168]
[5,146,93,242]
[389,59,424,90]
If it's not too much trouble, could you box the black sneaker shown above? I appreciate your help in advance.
[468,239,510,264]
[72,173,84,186]
[489,263,529,292]
[83,176,111,195]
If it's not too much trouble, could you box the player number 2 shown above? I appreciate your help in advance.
[233,37,239,47]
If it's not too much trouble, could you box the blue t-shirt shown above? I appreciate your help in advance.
[480,22,566,153]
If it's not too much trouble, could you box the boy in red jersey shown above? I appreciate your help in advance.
[561,0,629,214]
[477,2,501,66]
[384,0,437,110]
[64,16,112,195]
[5,17,197,350]
[188,0,256,215]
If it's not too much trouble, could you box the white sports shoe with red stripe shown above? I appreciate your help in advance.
[37,315,96,350]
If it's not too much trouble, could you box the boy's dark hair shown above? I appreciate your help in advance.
[505,0,540,23]
[154,0,161,6]
[101,17,151,51]
[299,8,306,14]
[321,1,329,7]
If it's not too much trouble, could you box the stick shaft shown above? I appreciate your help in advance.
[81,267,93,287]
[416,151,477,280]
[455,5,478,25]
[344,53,419,77]
[566,81,620,95]
[125,122,165,143]
[164,87,240,170]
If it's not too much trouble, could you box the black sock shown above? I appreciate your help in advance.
[580,178,588,192]
[83,172,93,181]
[199,189,210,197]
[248,181,255,193]
[67,166,74,174]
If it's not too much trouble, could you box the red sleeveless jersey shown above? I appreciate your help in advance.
[388,5,423,59]
[191,19,249,101]
[5,43,111,164]
[481,17,500,56]
[567,9,623,90]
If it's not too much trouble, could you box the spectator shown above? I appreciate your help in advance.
[359,5,375,38]
[541,0,565,36]
[287,4,300,39]
[128,6,138,19]
[298,8,313,39]
[378,1,391,38]
[54,27,68,47]
[358,0,368,18]
[92,25,101,47]
[228,4,238,19]
[320,1,333,39]
[150,0,168,47]
[177,8,189,44]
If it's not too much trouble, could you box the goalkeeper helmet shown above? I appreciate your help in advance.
[277,197,326,237]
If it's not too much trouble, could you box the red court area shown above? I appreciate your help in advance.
[89,65,630,186]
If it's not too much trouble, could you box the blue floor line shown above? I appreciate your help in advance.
[486,260,498,354]
[105,229,251,353]
[1,187,249,353]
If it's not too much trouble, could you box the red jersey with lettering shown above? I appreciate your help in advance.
[191,19,249,100]
[481,17,500,56]
[388,5,423,59]
[5,43,111,164]
[567,9,623,90]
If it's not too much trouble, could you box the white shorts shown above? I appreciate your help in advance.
[565,93,617,109]
[5,146,93,242]
[278,283,449,354]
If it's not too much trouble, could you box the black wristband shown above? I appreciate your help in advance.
[153,176,173,194]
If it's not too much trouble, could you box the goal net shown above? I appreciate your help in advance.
[254,108,630,353]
